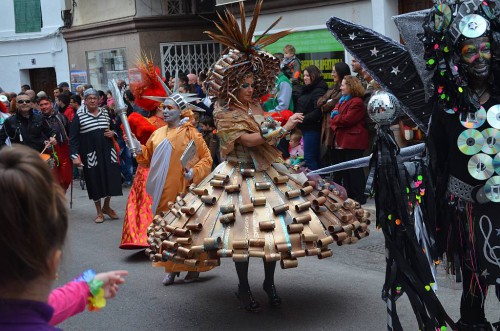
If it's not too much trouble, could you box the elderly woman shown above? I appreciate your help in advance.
[329,75,368,204]
[69,89,122,223]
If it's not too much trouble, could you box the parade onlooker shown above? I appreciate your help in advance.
[0,145,128,329]
[199,115,220,169]
[69,94,81,114]
[295,65,328,170]
[20,84,30,93]
[285,130,304,168]
[124,89,148,117]
[282,44,301,84]
[58,82,71,94]
[263,52,294,158]
[351,58,367,88]
[58,93,75,122]
[38,96,72,192]
[188,73,203,98]
[53,87,62,112]
[0,93,55,152]
[329,75,368,204]
[70,89,122,223]
[317,62,351,166]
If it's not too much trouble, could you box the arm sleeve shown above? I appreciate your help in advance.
[331,98,366,128]
[69,113,80,159]
[0,119,10,149]
[48,281,90,326]
[192,130,213,184]
[42,117,55,139]
[272,82,292,112]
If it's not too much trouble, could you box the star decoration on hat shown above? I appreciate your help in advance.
[144,71,206,113]
[481,269,490,278]
[391,66,400,75]
[370,47,379,57]
[349,32,356,40]
[496,228,500,236]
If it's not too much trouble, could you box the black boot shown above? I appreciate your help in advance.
[235,285,260,312]
[456,319,493,331]
[263,283,281,307]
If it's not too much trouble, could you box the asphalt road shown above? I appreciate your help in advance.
[56,181,500,330]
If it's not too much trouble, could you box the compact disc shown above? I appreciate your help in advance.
[487,105,500,129]
[434,4,452,32]
[459,14,489,39]
[493,153,500,175]
[481,128,500,154]
[460,107,486,129]
[484,176,500,202]
[457,129,484,155]
[468,153,494,180]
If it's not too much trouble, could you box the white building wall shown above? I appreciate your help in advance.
[0,0,70,92]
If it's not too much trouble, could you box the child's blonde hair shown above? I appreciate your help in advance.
[283,44,296,54]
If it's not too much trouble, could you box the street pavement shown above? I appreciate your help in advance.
[57,181,500,330]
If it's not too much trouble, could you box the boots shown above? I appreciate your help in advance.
[235,285,260,312]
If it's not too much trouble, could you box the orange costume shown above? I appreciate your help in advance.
[136,114,213,272]
[120,113,166,249]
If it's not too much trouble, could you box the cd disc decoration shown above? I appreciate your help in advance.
[468,153,494,180]
[485,176,500,202]
[481,128,500,154]
[487,105,500,129]
[460,107,486,129]
[457,129,484,155]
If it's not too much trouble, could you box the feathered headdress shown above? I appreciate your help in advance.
[129,54,167,112]
[205,0,292,106]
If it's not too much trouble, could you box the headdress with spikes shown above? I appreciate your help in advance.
[205,0,292,106]
[129,54,167,112]
[143,70,206,113]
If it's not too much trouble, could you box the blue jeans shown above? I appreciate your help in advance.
[302,130,321,170]
[118,139,133,183]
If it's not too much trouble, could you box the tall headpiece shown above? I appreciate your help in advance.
[420,0,500,113]
[129,54,167,112]
[205,0,292,106]
[143,70,206,113]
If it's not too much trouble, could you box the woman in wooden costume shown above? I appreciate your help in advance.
[144,0,370,312]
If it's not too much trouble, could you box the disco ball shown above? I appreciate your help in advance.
[367,92,400,125]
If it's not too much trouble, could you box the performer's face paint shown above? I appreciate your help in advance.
[340,79,351,96]
[162,99,181,123]
[459,36,491,80]
[237,76,255,104]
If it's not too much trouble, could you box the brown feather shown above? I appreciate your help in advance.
[239,1,247,47]
[256,30,293,48]
[245,0,263,45]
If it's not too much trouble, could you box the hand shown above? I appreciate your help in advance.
[284,113,304,131]
[49,137,57,146]
[104,129,115,139]
[184,168,194,181]
[125,134,142,155]
[72,157,83,168]
[93,270,128,299]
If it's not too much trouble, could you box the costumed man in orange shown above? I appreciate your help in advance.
[38,96,72,191]
[130,75,212,284]
[120,57,168,249]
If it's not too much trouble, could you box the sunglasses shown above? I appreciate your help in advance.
[240,83,255,89]
[17,100,31,104]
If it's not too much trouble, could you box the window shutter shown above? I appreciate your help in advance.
[14,0,42,33]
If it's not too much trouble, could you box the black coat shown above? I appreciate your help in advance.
[0,110,54,152]
[296,77,328,131]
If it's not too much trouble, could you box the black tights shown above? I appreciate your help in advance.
[235,260,276,291]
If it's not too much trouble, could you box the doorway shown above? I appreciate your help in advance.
[29,67,57,100]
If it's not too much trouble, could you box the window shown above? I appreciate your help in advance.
[14,0,42,33]
[86,49,128,91]
[161,41,223,78]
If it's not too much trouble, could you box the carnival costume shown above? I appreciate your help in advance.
[144,0,370,285]
[120,57,168,249]
[326,0,500,329]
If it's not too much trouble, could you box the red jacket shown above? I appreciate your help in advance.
[329,96,369,150]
